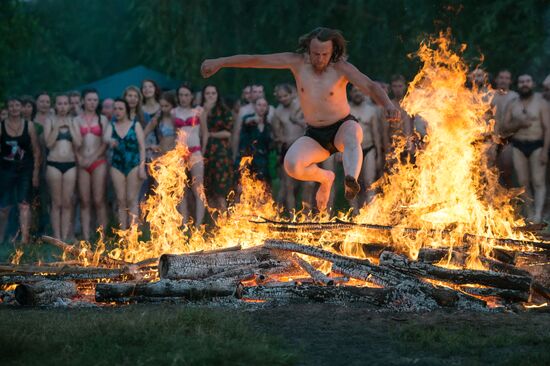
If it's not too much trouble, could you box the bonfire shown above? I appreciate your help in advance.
[1,33,549,311]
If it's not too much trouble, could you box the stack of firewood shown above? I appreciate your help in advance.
[1,233,548,312]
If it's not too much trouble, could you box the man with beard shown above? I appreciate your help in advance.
[502,74,550,223]
[348,85,383,208]
[387,74,414,165]
[491,70,519,187]
[271,83,313,211]
[201,27,399,211]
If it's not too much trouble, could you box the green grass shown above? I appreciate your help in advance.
[396,322,550,366]
[0,306,296,366]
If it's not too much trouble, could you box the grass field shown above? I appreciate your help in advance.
[1,304,549,366]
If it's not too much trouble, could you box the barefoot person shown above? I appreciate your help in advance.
[173,84,207,227]
[491,70,519,188]
[201,27,399,211]
[271,83,312,211]
[44,94,81,240]
[501,74,550,223]
[74,89,109,240]
[0,97,41,243]
[348,85,383,208]
[103,99,147,229]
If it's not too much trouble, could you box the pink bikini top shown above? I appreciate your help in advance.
[173,116,199,128]
[80,124,102,136]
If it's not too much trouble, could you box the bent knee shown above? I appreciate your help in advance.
[345,123,363,143]
[284,155,300,177]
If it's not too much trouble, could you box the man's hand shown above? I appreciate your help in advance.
[201,59,222,78]
[385,104,401,122]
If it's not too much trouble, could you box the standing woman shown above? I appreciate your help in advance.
[44,95,81,240]
[21,96,37,123]
[144,91,178,154]
[173,84,208,226]
[0,97,41,243]
[34,92,53,138]
[103,99,146,229]
[201,85,234,210]
[74,89,109,241]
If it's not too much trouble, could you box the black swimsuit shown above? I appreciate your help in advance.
[304,114,358,154]
[511,138,544,158]
[47,126,76,174]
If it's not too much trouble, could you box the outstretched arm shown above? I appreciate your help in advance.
[201,53,301,78]
[337,61,400,122]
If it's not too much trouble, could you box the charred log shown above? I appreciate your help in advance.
[380,251,532,292]
[158,246,288,280]
[95,279,237,303]
[15,280,77,306]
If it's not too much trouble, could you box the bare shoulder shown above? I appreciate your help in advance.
[333,60,358,74]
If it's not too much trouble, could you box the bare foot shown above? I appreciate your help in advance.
[344,175,361,201]
[316,171,335,212]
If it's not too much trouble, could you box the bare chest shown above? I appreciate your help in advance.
[295,65,346,101]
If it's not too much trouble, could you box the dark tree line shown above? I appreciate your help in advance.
[1,0,548,103]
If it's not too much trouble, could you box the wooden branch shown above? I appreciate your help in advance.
[459,286,529,303]
[380,251,532,292]
[417,248,530,277]
[292,254,334,285]
[41,236,129,267]
[15,280,77,306]
[95,279,237,303]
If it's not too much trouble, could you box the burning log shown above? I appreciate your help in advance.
[158,247,289,280]
[459,286,529,303]
[236,282,392,305]
[130,245,244,269]
[15,280,77,306]
[95,279,236,303]
[292,254,334,285]
[205,259,300,281]
[264,239,405,287]
[417,248,530,277]
[379,251,532,292]
[0,265,130,285]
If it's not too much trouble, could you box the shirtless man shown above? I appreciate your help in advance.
[501,74,550,223]
[348,85,383,208]
[491,70,519,187]
[387,74,414,165]
[201,27,399,210]
[271,83,312,211]
[543,75,550,102]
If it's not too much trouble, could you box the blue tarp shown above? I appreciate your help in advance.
[73,65,181,99]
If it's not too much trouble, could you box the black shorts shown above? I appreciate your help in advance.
[0,162,33,207]
[304,114,358,154]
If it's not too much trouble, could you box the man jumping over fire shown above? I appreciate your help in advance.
[201,27,400,211]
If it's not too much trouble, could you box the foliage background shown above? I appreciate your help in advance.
[1,0,548,102]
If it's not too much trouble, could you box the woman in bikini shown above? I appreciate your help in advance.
[144,91,178,154]
[74,89,109,240]
[141,79,161,154]
[44,94,81,240]
[173,84,208,227]
[0,97,41,244]
[103,99,146,229]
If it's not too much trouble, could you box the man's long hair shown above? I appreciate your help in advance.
[297,27,348,63]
